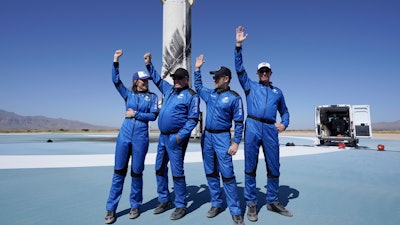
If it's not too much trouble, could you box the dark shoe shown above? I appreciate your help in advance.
[207,206,222,218]
[104,211,116,224]
[267,201,293,217]
[170,208,186,220]
[232,215,245,225]
[129,208,140,219]
[153,201,171,214]
[246,203,258,222]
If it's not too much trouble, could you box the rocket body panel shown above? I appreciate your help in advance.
[161,0,193,85]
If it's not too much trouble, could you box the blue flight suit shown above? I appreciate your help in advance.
[146,63,200,209]
[234,47,290,205]
[106,62,159,212]
[194,70,244,216]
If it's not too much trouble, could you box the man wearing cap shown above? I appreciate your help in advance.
[194,54,245,225]
[105,49,159,224]
[234,26,292,221]
[144,52,200,220]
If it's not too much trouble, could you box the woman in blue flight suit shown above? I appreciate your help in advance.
[105,49,159,224]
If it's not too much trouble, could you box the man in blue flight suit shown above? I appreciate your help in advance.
[105,49,159,224]
[194,54,245,225]
[235,26,292,222]
[144,52,200,220]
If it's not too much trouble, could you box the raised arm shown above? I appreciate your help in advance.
[144,52,171,94]
[112,49,129,99]
[194,54,205,92]
[234,27,251,92]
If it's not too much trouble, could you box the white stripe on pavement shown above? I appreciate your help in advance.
[0,146,342,169]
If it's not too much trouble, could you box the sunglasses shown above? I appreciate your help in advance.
[258,69,271,74]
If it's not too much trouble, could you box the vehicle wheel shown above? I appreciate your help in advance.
[320,140,325,145]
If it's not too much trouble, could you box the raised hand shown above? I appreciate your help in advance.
[195,54,205,70]
[114,49,123,62]
[144,52,152,65]
[236,26,248,47]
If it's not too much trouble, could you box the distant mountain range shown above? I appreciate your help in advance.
[0,109,115,130]
[0,109,399,131]
[372,120,400,130]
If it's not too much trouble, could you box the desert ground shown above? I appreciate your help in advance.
[1,129,399,140]
[280,130,400,140]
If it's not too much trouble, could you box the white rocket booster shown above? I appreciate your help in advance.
[160,0,194,84]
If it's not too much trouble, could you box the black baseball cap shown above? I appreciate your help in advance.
[171,68,189,79]
[209,66,231,79]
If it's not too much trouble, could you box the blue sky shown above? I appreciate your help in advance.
[1,0,399,130]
